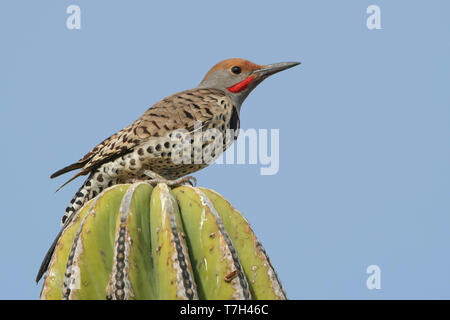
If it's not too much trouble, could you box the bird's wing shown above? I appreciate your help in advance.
[50,123,134,179]
[51,88,231,189]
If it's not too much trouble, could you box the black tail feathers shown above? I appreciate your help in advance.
[36,228,64,283]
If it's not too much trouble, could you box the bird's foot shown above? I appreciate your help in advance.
[142,171,197,187]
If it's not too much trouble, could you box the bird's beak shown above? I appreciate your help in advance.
[253,61,301,78]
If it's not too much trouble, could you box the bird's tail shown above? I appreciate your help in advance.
[36,228,64,283]
[36,172,100,283]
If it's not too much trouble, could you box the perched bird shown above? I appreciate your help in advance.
[36,58,300,283]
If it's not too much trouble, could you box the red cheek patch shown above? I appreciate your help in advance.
[227,76,255,93]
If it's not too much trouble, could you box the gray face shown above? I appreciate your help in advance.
[198,68,252,90]
[198,60,301,110]
[198,68,261,108]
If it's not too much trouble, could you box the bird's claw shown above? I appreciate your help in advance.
[174,176,197,187]
[142,171,197,188]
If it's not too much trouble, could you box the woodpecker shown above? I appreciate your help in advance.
[36,58,300,283]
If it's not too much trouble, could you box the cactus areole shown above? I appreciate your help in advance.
[40,183,287,300]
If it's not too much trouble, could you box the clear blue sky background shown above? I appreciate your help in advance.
[1,0,449,299]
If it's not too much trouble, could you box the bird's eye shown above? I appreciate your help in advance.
[231,66,242,74]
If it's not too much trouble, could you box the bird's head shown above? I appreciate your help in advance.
[199,58,300,106]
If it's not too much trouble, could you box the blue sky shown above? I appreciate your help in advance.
[1,0,449,299]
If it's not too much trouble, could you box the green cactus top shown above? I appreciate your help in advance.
[40,182,287,300]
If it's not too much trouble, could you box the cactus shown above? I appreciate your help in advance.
[40,182,287,300]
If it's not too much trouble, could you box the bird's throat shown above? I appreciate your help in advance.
[227,76,255,93]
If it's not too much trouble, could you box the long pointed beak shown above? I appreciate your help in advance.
[253,61,301,78]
